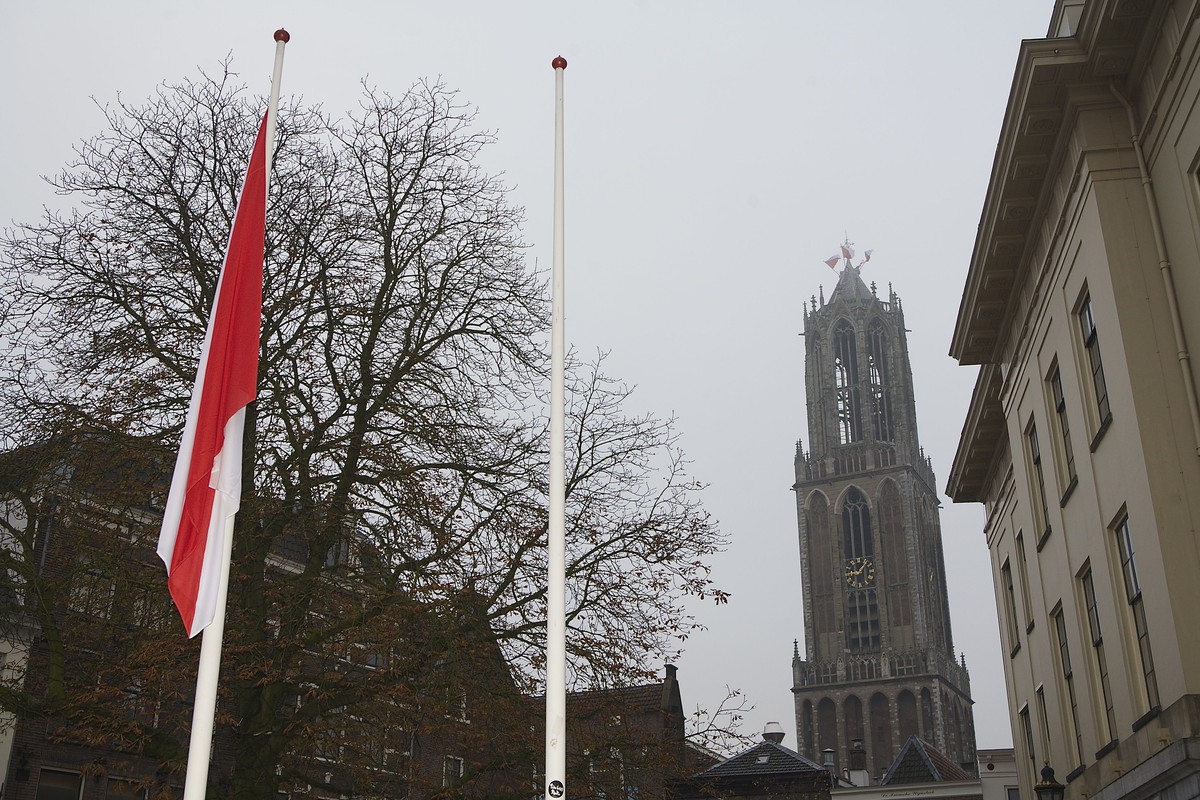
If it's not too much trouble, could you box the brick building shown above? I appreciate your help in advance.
[0,434,530,799]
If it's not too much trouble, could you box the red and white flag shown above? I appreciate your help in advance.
[158,113,268,638]
[824,255,840,269]
[863,249,873,263]
[841,244,855,260]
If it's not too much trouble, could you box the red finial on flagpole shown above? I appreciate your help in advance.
[274,28,291,43]
[552,55,567,70]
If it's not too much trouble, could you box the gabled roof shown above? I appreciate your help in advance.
[881,736,973,785]
[696,739,826,779]
[568,682,660,711]
[566,664,683,720]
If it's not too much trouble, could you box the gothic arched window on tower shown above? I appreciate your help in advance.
[833,320,862,444]
[898,690,919,743]
[842,488,880,652]
[842,487,874,561]
[847,589,881,651]
[921,688,934,738]
[879,480,913,634]
[801,701,815,758]
[843,695,864,751]
[867,319,895,442]
[817,698,838,768]
[807,492,836,641]
[870,692,894,770]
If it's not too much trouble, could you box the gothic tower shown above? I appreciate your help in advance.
[791,255,975,781]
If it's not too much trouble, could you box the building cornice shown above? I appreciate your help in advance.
[946,364,1005,503]
[948,1,1161,501]
[950,0,1159,367]
[950,37,1088,366]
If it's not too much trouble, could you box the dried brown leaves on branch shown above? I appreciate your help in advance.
[0,67,727,798]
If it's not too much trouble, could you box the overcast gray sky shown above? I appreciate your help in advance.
[1,1,1054,751]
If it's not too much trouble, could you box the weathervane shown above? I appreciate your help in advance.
[822,235,873,272]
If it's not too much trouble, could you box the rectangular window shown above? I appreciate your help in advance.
[1036,687,1051,760]
[68,558,115,619]
[1114,514,1160,710]
[445,687,469,723]
[1002,559,1020,654]
[314,711,344,761]
[1050,366,1078,494]
[1081,567,1117,746]
[35,770,82,800]
[443,756,464,787]
[1019,704,1035,763]
[1054,606,1084,768]
[107,779,148,800]
[1016,533,1034,632]
[383,728,413,771]
[1028,423,1052,547]
[1078,293,1112,428]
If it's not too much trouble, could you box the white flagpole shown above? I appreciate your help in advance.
[545,54,568,800]
[180,29,288,800]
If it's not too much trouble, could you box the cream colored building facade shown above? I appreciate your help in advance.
[947,2,1200,800]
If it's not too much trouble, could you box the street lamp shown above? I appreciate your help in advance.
[1034,764,1066,800]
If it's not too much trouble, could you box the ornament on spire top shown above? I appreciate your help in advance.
[819,236,875,273]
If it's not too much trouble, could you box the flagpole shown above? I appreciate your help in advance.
[545,54,568,800]
[180,29,288,800]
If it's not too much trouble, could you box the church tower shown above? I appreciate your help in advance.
[791,250,975,781]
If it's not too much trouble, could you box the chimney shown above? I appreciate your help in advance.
[763,722,785,744]
[846,739,871,786]
[849,739,866,771]
[822,747,836,777]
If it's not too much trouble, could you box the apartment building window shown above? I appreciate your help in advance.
[1019,704,1035,763]
[34,769,82,800]
[68,555,115,619]
[1114,514,1160,713]
[1078,293,1111,434]
[1053,606,1084,770]
[1016,532,1034,632]
[314,709,345,761]
[1027,423,1052,548]
[1081,567,1117,749]
[1002,559,1020,655]
[1050,365,1077,499]
[443,755,464,787]
[106,779,148,800]
[445,687,469,722]
[1036,687,1051,760]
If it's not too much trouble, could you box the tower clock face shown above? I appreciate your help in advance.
[844,556,876,588]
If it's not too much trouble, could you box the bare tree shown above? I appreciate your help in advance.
[0,68,725,799]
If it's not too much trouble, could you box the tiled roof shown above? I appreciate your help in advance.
[697,740,826,779]
[568,682,661,710]
[566,667,683,720]
[881,736,973,785]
